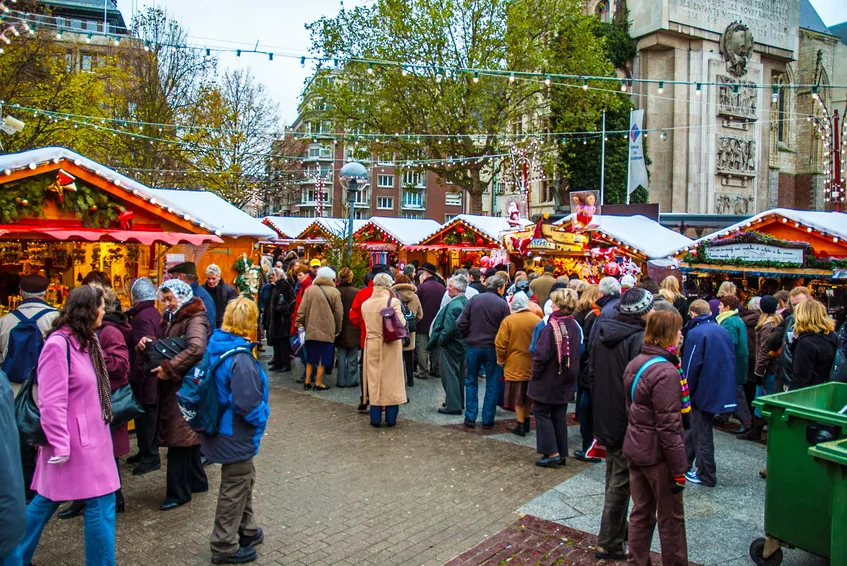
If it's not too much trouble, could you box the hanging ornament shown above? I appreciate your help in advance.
[46,169,78,203]
[21,199,28,207]
[475,236,485,246]
[118,210,134,230]
[455,225,465,235]
[15,197,21,204]
[90,205,98,212]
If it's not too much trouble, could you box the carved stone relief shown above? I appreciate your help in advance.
[715,193,754,215]
[717,75,758,121]
[716,135,757,177]
[720,22,754,78]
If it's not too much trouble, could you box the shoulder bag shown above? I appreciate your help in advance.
[381,295,409,343]
[15,335,70,446]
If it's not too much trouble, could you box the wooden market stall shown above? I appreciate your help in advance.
[260,216,324,258]
[0,147,223,312]
[505,214,693,282]
[404,214,529,276]
[352,217,441,267]
[291,218,368,262]
[673,208,847,311]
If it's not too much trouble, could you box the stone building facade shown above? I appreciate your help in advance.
[596,0,845,214]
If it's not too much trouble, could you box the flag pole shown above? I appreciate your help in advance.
[626,110,632,205]
[600,111,606,205]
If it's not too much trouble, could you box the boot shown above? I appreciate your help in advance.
[58,500,85,520]
[115,488,125,513]
[737,417,765,441]
[511,421,526,437]
[523,420,531,434]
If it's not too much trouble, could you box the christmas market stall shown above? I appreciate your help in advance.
[0,147,223,312]
[505,214,693,282]
[673,208,847,310]
[352,217,441,267]
[294,218,368,261]
[260,216,324,256]
[404,214,530,275]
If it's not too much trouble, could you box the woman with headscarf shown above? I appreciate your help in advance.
[58,285,133,519]
[496,292,541,436]
[125,278,164,475]
[138,279,210,511]
[10,285,120,565]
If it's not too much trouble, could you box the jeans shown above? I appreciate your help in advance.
[370,405,399,425]
[335,347,359,387]
[10,492,116,566]
[754,374,776,418]
[576,388,594,452]
[464,347,501,425]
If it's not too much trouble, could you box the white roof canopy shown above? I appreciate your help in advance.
[555,214,693,259]
[361,217,442,246]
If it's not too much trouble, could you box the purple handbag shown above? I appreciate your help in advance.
[381,295,409,343]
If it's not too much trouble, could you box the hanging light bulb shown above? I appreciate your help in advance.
[582,78,588,91]
[545,75,551,86]
[772,86,779,104]
[401,66,408,77]
[508,72,515,83]
[55,28,62,39]
[657,81,664,94]
[620,79,627,92]
[695,83,702,95]
[472,71,479,83]
[367,63,374,74]
[436,72,442,83]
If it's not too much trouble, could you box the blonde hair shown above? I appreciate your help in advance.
[689,299,710,317]
[793,300,834,335]
[717,281,737,298]
[789,286,812,300]
[576,285,600,312]
[222,296,259,339]
[660,275,682,299]
[659,289,675,303]
[756,312,783,331]
[550,288,578,315]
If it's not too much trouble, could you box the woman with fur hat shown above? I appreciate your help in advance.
[295,266,343,391]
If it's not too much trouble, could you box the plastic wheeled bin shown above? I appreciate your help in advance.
[809,438,847,566]
[749,382,847,566]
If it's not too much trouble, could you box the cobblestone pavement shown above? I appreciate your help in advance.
[29,361,586,566]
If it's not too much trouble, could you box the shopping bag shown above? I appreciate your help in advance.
[585,438,606,459]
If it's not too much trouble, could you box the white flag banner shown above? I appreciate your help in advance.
[627,109,649,195]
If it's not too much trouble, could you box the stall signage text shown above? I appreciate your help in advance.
[530,238,556,250]
[704,243,803,264]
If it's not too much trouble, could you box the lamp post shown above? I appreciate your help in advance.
[339,161,369,261]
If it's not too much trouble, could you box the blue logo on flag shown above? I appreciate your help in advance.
[630,124,641,142]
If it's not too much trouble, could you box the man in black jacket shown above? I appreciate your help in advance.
[589,287,654,561]
[0,371,25,562]
[203,264,240,329]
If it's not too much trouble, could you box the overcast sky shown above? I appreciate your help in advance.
[138,0,845,127]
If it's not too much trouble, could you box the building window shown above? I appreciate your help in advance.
[377,174,394,188]
[773,74,788,144]
[378,153,395,165]
[595,0,610,22]
[402,212,424,219]
[445,192,462,207]
[445,214,458,221]
[301,188,315,204]
[80,55,93,72]
[64,53,74,72]
[352,188,369,205]
[308,145,321,158]
[402,190,424,209]
[403,171,426,188]
[377,196,394,210]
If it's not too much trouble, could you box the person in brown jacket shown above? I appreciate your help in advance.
[140,279,210,511]
[393,274,423,389]
[529,263,557,308]
[295,266,343,391]
[335,267,361,388]
[623,309,689,566]
[495,292,541,437]
[739,295,782,442]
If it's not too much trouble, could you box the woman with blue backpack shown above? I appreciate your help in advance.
[203,296,270,565]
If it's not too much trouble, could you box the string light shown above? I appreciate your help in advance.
[695,83,702,95]
[620,79,627,92]
[582,78,588,91]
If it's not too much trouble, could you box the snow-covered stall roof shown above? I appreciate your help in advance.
[555,214,693,259]
[262,217,322,239]
[672,208,847,255]
[360,217,442,246]
[418,214,531,245]
[0,147,268,238]
[298,218,368,239]
[145,189,275,239]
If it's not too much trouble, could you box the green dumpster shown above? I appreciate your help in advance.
[749,382,847,564]
[809,438,847,566]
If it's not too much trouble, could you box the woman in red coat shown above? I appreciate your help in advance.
[58,284,132,519]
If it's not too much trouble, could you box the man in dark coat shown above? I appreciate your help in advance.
[202,263,239,329]
[589,287,653,560]
[467,268,485,294]
[428,276,468,415]
[681,300,737,488]
[267,269,296,373]
[457,275,510,428]
[415,263,446,379]
[168,261,216,330]
[0,370,25,562]
[588,276,622,347]
[126,277,164,476]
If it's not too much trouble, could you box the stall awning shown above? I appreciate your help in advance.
[0,226,223,245]
[404,245,498,252]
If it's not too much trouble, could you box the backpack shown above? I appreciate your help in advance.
[176,346,254,436]
[830,324,847,384]
[400,298,417,334]
[2,309,54,384]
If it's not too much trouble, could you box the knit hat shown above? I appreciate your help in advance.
[317,266,336,280]
[760,295,778,315]
[403,265,415,276]
[130,277,157,302]
[618,287,654,317]
[620,274,637,289]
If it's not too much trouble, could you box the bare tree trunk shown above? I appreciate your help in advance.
[467,168,485,215]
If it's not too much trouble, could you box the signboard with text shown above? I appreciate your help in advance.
[704,243,803,264]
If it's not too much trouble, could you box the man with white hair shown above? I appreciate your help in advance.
[203,263,239,329]
[439,270,478,309]
[428,275,470,415]
[620,274,636,292]
[588,276,622,347]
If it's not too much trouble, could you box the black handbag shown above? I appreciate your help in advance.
[144,337,186,374]
[110,383,144,429]
[14,372,46,446]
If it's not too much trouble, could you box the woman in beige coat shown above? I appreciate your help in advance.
[362,273,407,427]
[295,266,343,391]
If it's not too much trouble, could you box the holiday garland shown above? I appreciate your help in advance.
[0,173,124,228]
[683,230,847,270]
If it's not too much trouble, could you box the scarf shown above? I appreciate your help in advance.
[159,279,194,311]
[549,311,572,368]
[666,345,691,416]
[89,334,113,424]
[716,309,738,325]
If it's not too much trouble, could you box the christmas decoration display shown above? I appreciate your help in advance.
[572,191,599,232]
[0,174,123,227]
[103,246,124,268]
[90,244,101,270]
[683,230,847,269]
[46,169,78,203]
[233,253,262,300]
[125,245,140,265]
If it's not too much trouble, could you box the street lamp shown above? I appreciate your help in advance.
[339,161,369,260]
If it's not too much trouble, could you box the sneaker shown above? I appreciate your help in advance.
[685,470,703,485]
[211,546,257,564]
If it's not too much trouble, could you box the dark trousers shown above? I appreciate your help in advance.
[628,461,688,566]
[134,404,159,464]
[685,407,717,486]
[369,405,399,425]
[20,442,37,502]
[273,337,292,370]
[534,402,568,457]
[166,445,208,505]
[597,446,630,552]
[359,353,367,405]
[439,350,465,412]
[210,458,259,560]
[576,388,594,452]
[403,349,415,387]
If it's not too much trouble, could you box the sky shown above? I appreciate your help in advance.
[135,0,846,127]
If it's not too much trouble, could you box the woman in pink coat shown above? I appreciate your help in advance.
[9,285,119,566]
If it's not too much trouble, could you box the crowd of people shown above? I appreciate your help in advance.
[1,248,844,566]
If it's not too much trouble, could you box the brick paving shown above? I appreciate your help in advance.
[443,515,697,566]
[29,387,587,565]
[443,414,579,437]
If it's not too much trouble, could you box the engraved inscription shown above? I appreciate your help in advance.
[671,0,794,50]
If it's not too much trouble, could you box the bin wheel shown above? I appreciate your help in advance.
[749,537,784,566]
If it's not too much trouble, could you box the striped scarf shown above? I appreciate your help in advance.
[89,334,113,424]
[549,312,572,368]
[667,346,691,415]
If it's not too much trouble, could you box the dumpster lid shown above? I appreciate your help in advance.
[809,438,847,466]
[753,382,847,428]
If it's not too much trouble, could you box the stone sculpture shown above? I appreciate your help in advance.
[721,22,754,78]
